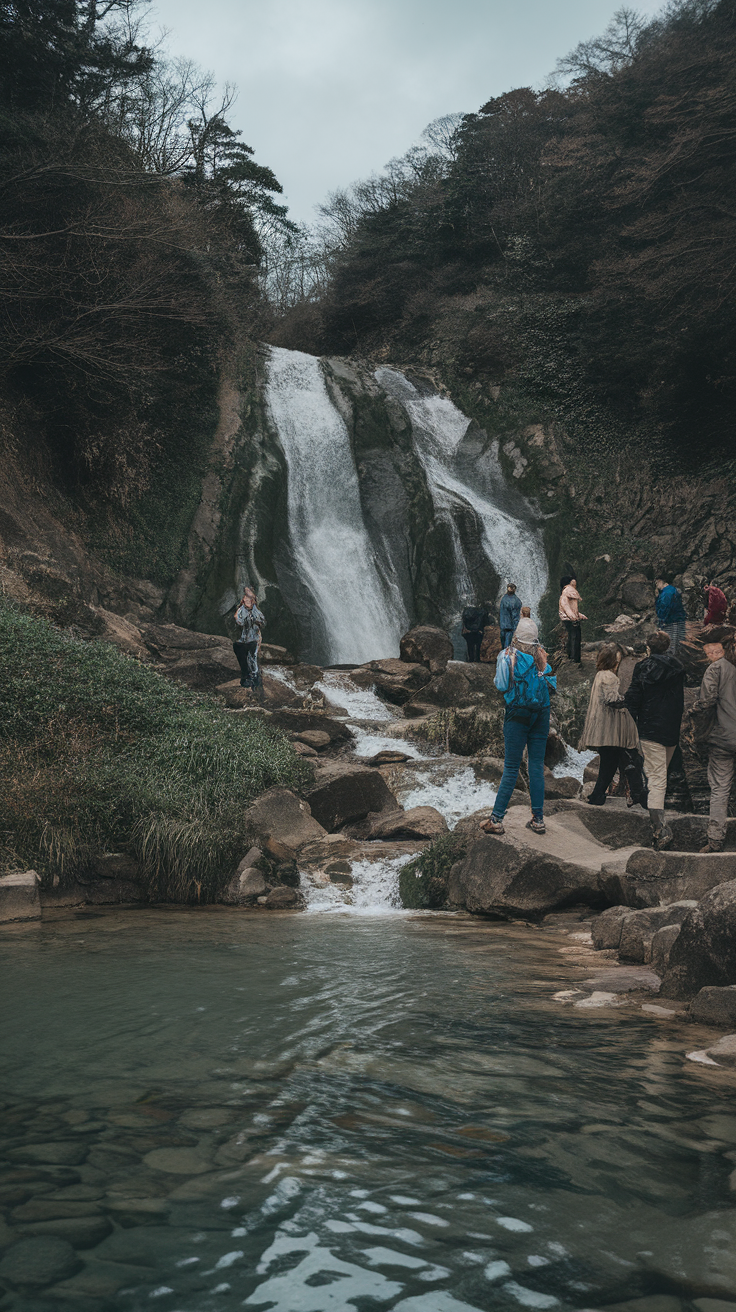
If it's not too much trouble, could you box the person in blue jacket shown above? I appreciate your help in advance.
[499,582,522,650]
[480,618,556,837]
[654,577,688,652]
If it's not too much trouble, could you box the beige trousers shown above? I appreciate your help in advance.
[707,746,736,845]
[641,740,676,810]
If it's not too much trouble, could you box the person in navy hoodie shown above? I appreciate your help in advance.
[654,578,688,652]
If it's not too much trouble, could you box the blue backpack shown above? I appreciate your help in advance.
[506,652,550,725]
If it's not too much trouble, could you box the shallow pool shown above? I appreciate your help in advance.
[1,908,735,1311]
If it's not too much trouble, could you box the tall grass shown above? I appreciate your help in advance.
[0,602,310,900]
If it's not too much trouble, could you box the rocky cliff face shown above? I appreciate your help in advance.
[1,338,732,656]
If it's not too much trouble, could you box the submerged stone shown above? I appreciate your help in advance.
[0,1236,81,1287]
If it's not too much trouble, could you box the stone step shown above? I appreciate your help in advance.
[602,847,736,909]
[0,871,41,922]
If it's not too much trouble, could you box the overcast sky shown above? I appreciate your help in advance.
[149,0,664,226]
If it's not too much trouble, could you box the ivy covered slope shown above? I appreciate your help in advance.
[0,603,309,900]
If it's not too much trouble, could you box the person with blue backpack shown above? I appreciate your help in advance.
[480,618,556,837]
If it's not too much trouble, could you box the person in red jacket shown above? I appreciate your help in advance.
[704,583,728,627]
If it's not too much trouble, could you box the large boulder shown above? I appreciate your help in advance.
[413,704,506,757]
[660,879,736,998]
[243,788,326,859]
[446,806,633,919]
[601,847,736,909]
[303,764,398,832]
[690,985,736,1027]
[399,625,453,675]
[351,658,431,706]
[591,904,636,950]
[367,807,448,842]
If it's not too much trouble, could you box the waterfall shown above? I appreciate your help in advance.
[263,346,548,664]
[375,367,549,621]
[265,348,409,665]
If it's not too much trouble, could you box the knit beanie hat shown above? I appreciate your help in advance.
[514,618,539,644]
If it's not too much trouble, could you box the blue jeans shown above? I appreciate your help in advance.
[493,708,550,820]
[500,628,514,650]
[662,619,686,652]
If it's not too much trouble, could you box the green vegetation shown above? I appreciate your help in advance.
[399,833,468,910]
[0,602,310,900]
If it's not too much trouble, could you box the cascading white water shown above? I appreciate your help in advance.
[266,347,409,665]
[375,367,549,620]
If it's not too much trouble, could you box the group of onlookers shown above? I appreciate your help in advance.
[479,572,736,853]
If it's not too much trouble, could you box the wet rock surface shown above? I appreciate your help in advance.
[366,806,448,842]
[660,879,736,999]
[303,762,398,831]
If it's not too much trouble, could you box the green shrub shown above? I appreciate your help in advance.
[399,832,468,909]
[0,602,310,900]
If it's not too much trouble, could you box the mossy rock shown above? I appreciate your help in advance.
[399,833,468,909]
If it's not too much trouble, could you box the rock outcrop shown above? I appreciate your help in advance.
[367,807,448,842]
[243,788,326,860]
[399,625,453,675]
[660,879,736,998]
[447,806,639,919]
[351,658,432,705]
[601,847,736,909]
[690,985,736,1027]
[303,763,398,832]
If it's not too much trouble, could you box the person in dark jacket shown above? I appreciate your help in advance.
[704,582,728,627]
[654,578,687,652]
[462,602,490,662]
[499,584,522,650]
[624,631,685,850]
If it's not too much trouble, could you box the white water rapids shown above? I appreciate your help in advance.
[265,347,549,666]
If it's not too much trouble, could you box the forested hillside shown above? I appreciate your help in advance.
[0,0,288,581]
[277,0,736,465]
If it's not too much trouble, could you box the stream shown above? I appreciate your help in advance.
[2,909,735,1310]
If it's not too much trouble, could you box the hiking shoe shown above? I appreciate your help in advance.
[586,795,605,807]
[699,842,723,853]
[526,816,546,835]
[653,827,673,852]
[480,816,505,836]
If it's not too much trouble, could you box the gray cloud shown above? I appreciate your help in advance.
[150,0,664,224]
